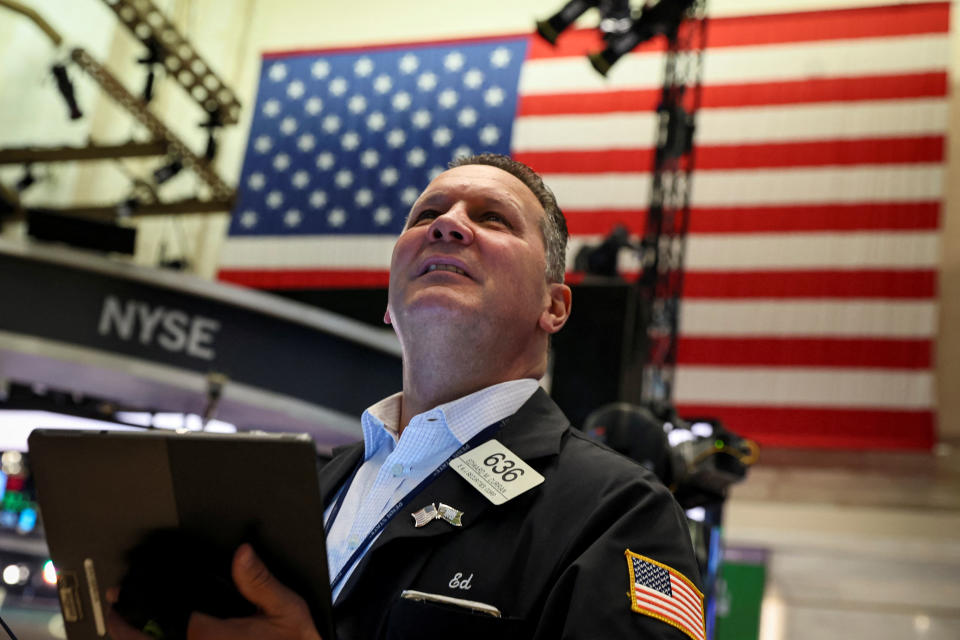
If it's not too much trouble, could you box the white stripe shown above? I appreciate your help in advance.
[544,164,943,209]
[635,586,705,640]
[678,300,937,338]
[519,34,949,94]
[684,231,939,270]
[512,99,947,150]
[219,235,396,269]
[674,366,934,409]
[670,579,704,621]
[567,231,940,272]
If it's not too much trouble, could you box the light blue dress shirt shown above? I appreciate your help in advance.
[324,378,539,601]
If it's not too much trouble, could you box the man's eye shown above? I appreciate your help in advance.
[481,212,509,226]
[411,209,439,225]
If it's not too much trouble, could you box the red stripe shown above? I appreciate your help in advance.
[673,405,936,450]
[676,337,932,369]
[218,269,390,289]
[564,203,940,235]
[517,73,948,115]
[527,3,949,59]
[264,33,530,59]
[516,137,943,173]
[682,270,937,299]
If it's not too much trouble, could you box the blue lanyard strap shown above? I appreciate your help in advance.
[325,420,504,591]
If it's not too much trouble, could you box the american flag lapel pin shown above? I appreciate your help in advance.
[437,503,463,527]
[411,503,438,528]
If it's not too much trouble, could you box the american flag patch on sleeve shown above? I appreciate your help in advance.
[625,549,705,640]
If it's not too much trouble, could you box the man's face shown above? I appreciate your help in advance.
[385,164,561,341]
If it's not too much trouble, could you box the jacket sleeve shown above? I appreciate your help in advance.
[531,466,705,640]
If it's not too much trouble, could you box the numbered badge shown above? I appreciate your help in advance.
[450,439,545,505]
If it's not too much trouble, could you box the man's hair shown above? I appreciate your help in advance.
[449,153,568,283]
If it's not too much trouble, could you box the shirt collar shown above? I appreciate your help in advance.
[359,379,541,456]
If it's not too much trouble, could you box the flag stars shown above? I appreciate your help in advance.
[291,170,310,189]
[417,72,438,92]
[297,133,316,152]
[386,129,406,148]
[266,190,284,209]
[438,89,458,109]
[411,109,431,129]
[452,145,472,159]
[374,206,392,226]
[334,169,354,188]
[348,95,367,114]
[280,116,298,135]
[328,208,347,227]
[400,186,419,205]
[329,77,348,96]
[457,107,478,127]
[490,47,512,68]
[239,210,257,228]
[254,135,273,153]
[305,96,323,115]
[463,69,484,89]
[392,91,412,111]
[399,53,419,74]
[484,86,505,107]
[428,165,445,180]
[322,114,342,133]
[287,80,305,99]
[355,188,374,207]
[341,131,361,151]
[444,51,465,72]
[479,124,500,145]
[432,126,453,147]
[354,57,374,77]
[367,111,387,131]
[311,59,331,79]
[407,147,427,167]
[262,99,281,117]
[273,153,291,171]
[247,172,266,190]
[360,149,380,168]
[373,74,393,94]
[309,189,328,208]
[380,167,399,186]
[316,151,335,170]
[268,62,287,82]
[284,209,302,227]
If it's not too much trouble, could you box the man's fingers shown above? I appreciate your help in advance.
[105,608,151,640]
[231,544,309,620]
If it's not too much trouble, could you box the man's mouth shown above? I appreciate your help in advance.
[425,263,467,276]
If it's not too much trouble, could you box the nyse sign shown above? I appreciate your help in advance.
[98,295,221,361]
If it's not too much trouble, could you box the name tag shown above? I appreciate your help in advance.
[450,439,544,505]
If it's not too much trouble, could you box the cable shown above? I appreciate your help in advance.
[0,612,20,640]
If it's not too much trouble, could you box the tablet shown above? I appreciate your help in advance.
[27,428,335,640]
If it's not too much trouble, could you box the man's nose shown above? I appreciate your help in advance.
[428,207,474,244]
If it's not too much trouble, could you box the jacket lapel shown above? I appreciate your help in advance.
[334,389,570,604]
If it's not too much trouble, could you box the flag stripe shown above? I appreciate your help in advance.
[679,300,936,338]
[677,337,932,368]
[674,367,933,409]
[515,100,947,150]
[674,405,936,450]
[516,136,943,172]
[520,35,949,94]
[565,203,941,235]
[526,3,949,60]
[634,587,704,640]
[682,270,936,299]
[518,72,948,115]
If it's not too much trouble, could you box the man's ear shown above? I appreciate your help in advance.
[384,307,392,325]
[539,283,572,334]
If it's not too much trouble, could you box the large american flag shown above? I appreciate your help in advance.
[219,2,948,450]
[627,550,705,640]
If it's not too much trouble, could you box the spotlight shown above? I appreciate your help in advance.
[588,0,695,76]
[536,0,598,45]
[14,165,36,192]
[51,63,82,120]
[153,158,184,185]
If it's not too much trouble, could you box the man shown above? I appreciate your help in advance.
[109,154,702,640]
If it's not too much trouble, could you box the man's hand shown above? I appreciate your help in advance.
[106,544,323,640]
